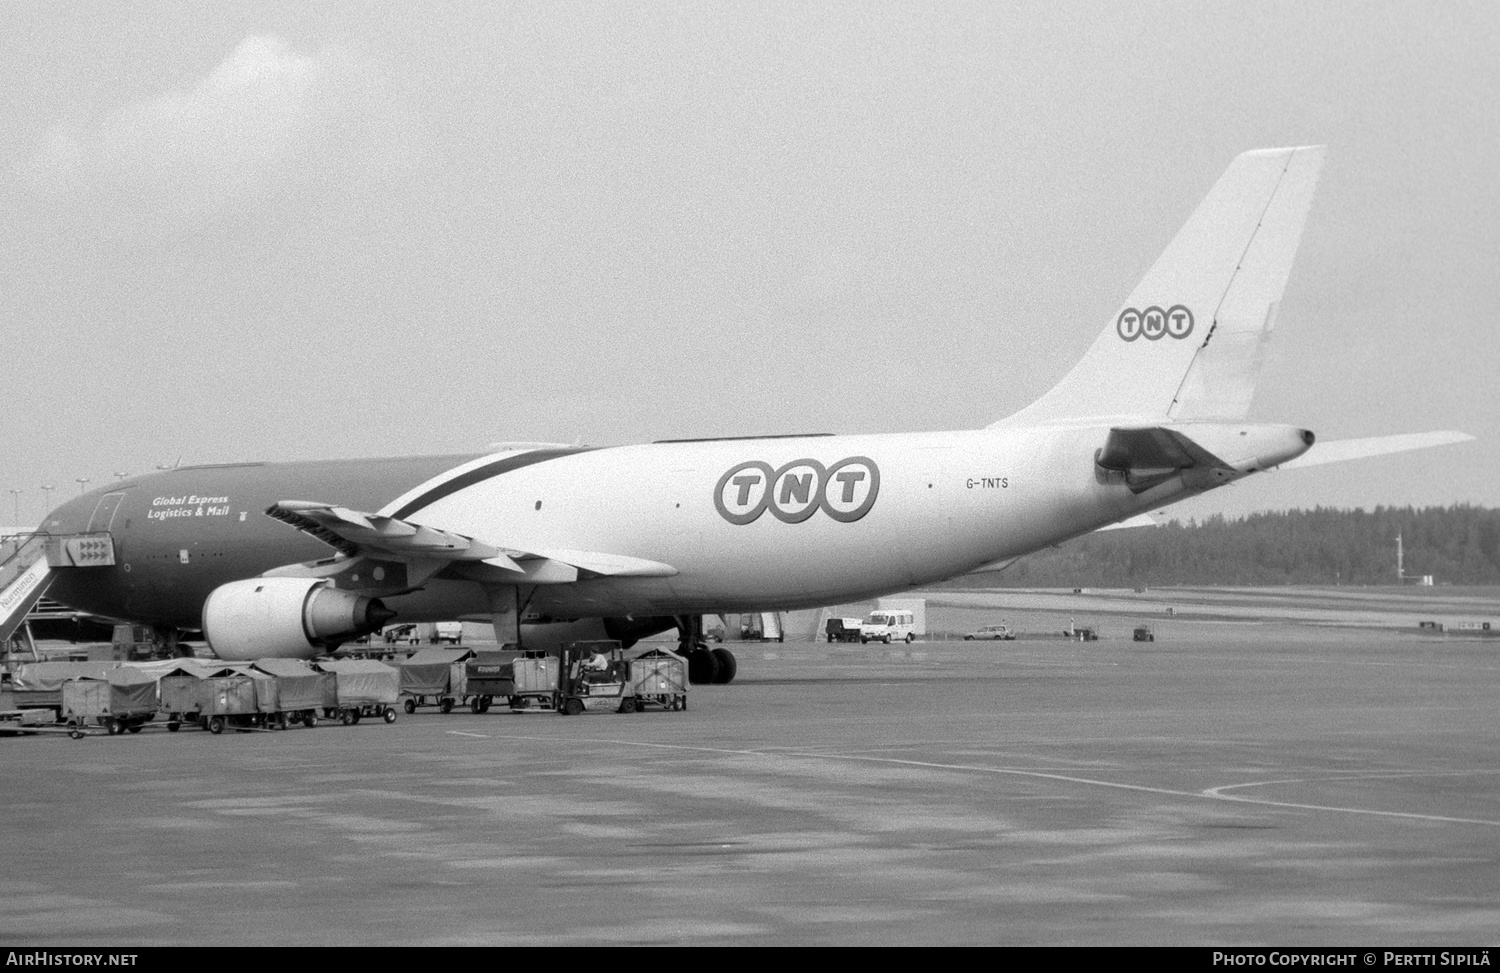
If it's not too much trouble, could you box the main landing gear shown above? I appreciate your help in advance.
[677,615,736,685]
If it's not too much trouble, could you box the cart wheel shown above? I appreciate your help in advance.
[403,698,416,714]
[167,721,180,732]
[440,698,454,714]
[304,713,318,728]
[342,710,355,726]
[70,729,84,740]
[350,709,361,724]
[209,716,225,735]
[277,712,289,730]
[127,723,142,734]
[469,696,482,714]
[679,695,687,711]
[618,698,636,714]
[383,707,397,723]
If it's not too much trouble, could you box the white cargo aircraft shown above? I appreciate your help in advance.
[26,146,1469,682]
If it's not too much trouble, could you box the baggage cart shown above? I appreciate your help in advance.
[396,648,476,713]
[316,659,400,724]
[62,669,158,739]
[505,652,561,711]
[195,666,266,733]
[10,661,120,721]
[463,649,521,713]
[625,649,687,712]
[251,659,336,729]
[158,661,217,731]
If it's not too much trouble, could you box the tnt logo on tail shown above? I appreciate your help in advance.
[1117,305,1194,342]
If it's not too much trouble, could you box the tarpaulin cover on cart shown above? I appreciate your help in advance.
[316,659,400,706]
[9,661,122,708]
[156,661,218,715]
[397,648,474,695]
[251,658,337,712]
[61,668,159,720]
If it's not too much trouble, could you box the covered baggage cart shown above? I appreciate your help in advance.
[625,648,687,712]
[316,659,400,724]
[195,665,262,734]
[158,660,217,730]
[251,659,337,728]
[10,661,120,720]
[62,668,159,738]
[397,647,475,713]
[463,649,521,713]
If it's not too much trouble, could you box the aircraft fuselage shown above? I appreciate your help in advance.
[44,425,1222,633]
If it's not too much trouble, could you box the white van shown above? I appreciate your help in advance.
[861,610,916,644]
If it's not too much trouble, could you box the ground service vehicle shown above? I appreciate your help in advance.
[557,641,635,715]
[1133,626,1155,642]
[825,618,863,643]
[861,610,915,644]
[965,625,1015,641]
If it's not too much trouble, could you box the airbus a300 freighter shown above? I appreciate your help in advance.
[10,146,1468,682]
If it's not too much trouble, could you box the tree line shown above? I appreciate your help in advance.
[957,505,1500,587]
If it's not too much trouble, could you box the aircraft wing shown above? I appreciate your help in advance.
[1273,431,1474,470]
[264,501,677,586]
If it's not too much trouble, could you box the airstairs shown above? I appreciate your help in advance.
[0,532,115,645]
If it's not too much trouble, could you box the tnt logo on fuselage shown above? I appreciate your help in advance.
[1117,305,1194,342]
[715,457,880,525]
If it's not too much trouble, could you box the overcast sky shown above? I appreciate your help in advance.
[2,1,1496,527]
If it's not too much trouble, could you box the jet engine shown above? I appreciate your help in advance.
[202,577,395,661]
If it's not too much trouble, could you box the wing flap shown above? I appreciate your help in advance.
[265,502,676,584]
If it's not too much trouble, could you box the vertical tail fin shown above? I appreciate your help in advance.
[992,146,1325,427]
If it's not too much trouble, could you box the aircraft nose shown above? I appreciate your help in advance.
[43,493,96,533]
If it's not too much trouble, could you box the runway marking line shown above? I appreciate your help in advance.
[483,733,1500,829]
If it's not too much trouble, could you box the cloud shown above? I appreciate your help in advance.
[18,36,432,224]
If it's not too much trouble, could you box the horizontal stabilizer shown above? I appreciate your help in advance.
[1275,431,1474,470]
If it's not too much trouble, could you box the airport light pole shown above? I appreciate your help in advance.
[9,489,19,526]
[76,477,90,496]
[39,485,53,520]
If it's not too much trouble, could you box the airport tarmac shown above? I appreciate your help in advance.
[3,622,1499,946]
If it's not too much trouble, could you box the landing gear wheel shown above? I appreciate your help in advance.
[440,698,454,714]
[688,649,720,685]
[383,707,397,723]
[710,647,737,684]
[209,716,225,735]
[403,698,416,714]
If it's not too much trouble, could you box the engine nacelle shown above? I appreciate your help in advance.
[202,577,395,661]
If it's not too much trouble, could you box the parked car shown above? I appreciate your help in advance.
[965,625,1015,641]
